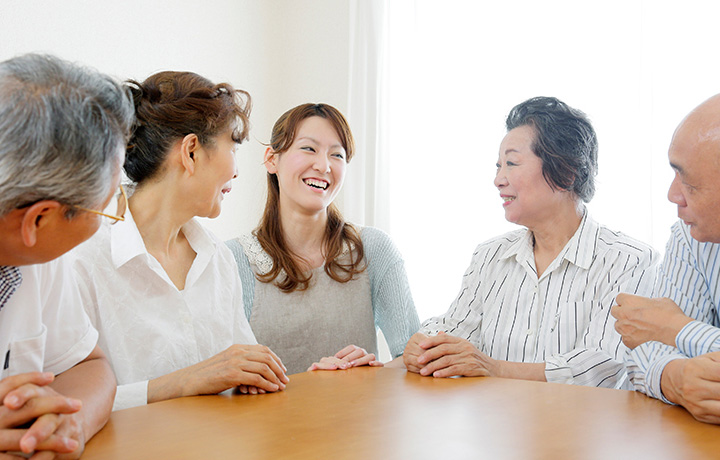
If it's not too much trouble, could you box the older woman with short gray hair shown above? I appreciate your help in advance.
[403,97,658,390]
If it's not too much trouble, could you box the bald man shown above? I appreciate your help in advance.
[612,94,720,424]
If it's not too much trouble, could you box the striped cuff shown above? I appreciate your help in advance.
[645,354,685,404]
[544,356,574,384]
[676,320,720,358]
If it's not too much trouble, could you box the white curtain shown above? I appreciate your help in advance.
[348,0,720,321]
[343,0,391,230]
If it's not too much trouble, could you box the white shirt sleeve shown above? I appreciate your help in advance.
[36,257,98,375]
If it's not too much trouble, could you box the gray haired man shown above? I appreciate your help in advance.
[0,54,133,457]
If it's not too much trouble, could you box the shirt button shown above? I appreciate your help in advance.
[526,329,534,336]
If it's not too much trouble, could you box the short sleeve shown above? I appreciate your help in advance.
[38,256,98,375]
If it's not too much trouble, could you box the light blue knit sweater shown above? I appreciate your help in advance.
[225,226,420,358]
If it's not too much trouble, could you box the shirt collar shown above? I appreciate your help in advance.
[559,209,597,270]
[498,207,596,272]
[110,208,217,270]
[110,209,146,268]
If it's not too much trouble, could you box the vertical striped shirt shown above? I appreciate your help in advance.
[421,212,658,389]
[626,221,720,402]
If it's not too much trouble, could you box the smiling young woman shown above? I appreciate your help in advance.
[226,103,420,375]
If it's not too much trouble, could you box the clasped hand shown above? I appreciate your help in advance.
[663,352,720,424]
[403,332,497,378]
[0,371,83,459]
[611,293,693,349]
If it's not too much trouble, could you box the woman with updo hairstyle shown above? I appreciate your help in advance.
[72,71,288,411]
[226,103,420,374]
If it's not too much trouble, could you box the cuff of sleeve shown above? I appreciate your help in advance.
[544,356,574,384]
[646,354,685,404]
[676,320,720,358]
[112,380,149,411]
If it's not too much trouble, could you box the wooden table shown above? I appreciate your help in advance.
[82,368,720,459]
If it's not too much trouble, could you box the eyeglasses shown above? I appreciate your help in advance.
[73,184,127,222]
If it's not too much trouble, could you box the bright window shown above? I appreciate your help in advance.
[382,1,720,321]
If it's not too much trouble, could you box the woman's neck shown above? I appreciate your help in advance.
[128,181,194,258]
[530,202,584,277]
[278,205,328,269]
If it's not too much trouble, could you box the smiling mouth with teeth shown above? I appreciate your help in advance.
[503,196,516,202]
[303,178,329,190]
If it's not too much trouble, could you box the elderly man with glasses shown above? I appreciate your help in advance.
[0,54,133,457]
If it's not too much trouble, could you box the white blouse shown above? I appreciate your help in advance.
[71,209,256,410]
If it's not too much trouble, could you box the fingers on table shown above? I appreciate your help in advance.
[241,349,289,384]
[237,360,287,392]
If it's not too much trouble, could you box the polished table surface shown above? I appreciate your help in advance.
[82,367,720,459]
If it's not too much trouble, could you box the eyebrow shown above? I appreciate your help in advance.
[296,136,344,150]
[669,162,684,174]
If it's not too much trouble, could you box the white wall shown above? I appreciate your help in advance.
[0,0,351,240]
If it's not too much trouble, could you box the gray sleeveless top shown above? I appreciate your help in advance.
[240,235,376,374]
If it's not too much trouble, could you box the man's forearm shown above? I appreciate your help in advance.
[50,347,115,439]
[495,360,547,382]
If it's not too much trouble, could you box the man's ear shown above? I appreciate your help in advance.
[20,200,63,248]
[180,134,200,175]
[263,147,278,174]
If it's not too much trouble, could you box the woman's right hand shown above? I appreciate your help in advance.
[148,344,289,403]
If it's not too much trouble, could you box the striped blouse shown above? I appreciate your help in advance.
[626,221,720,402]
[421,212,658,389]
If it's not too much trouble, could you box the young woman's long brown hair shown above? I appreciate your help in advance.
[255,103,365,292]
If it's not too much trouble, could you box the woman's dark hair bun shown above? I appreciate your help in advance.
[123,71,251,184]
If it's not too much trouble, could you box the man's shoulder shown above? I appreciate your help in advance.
[18,256,64,284]
[666,220,720,272]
